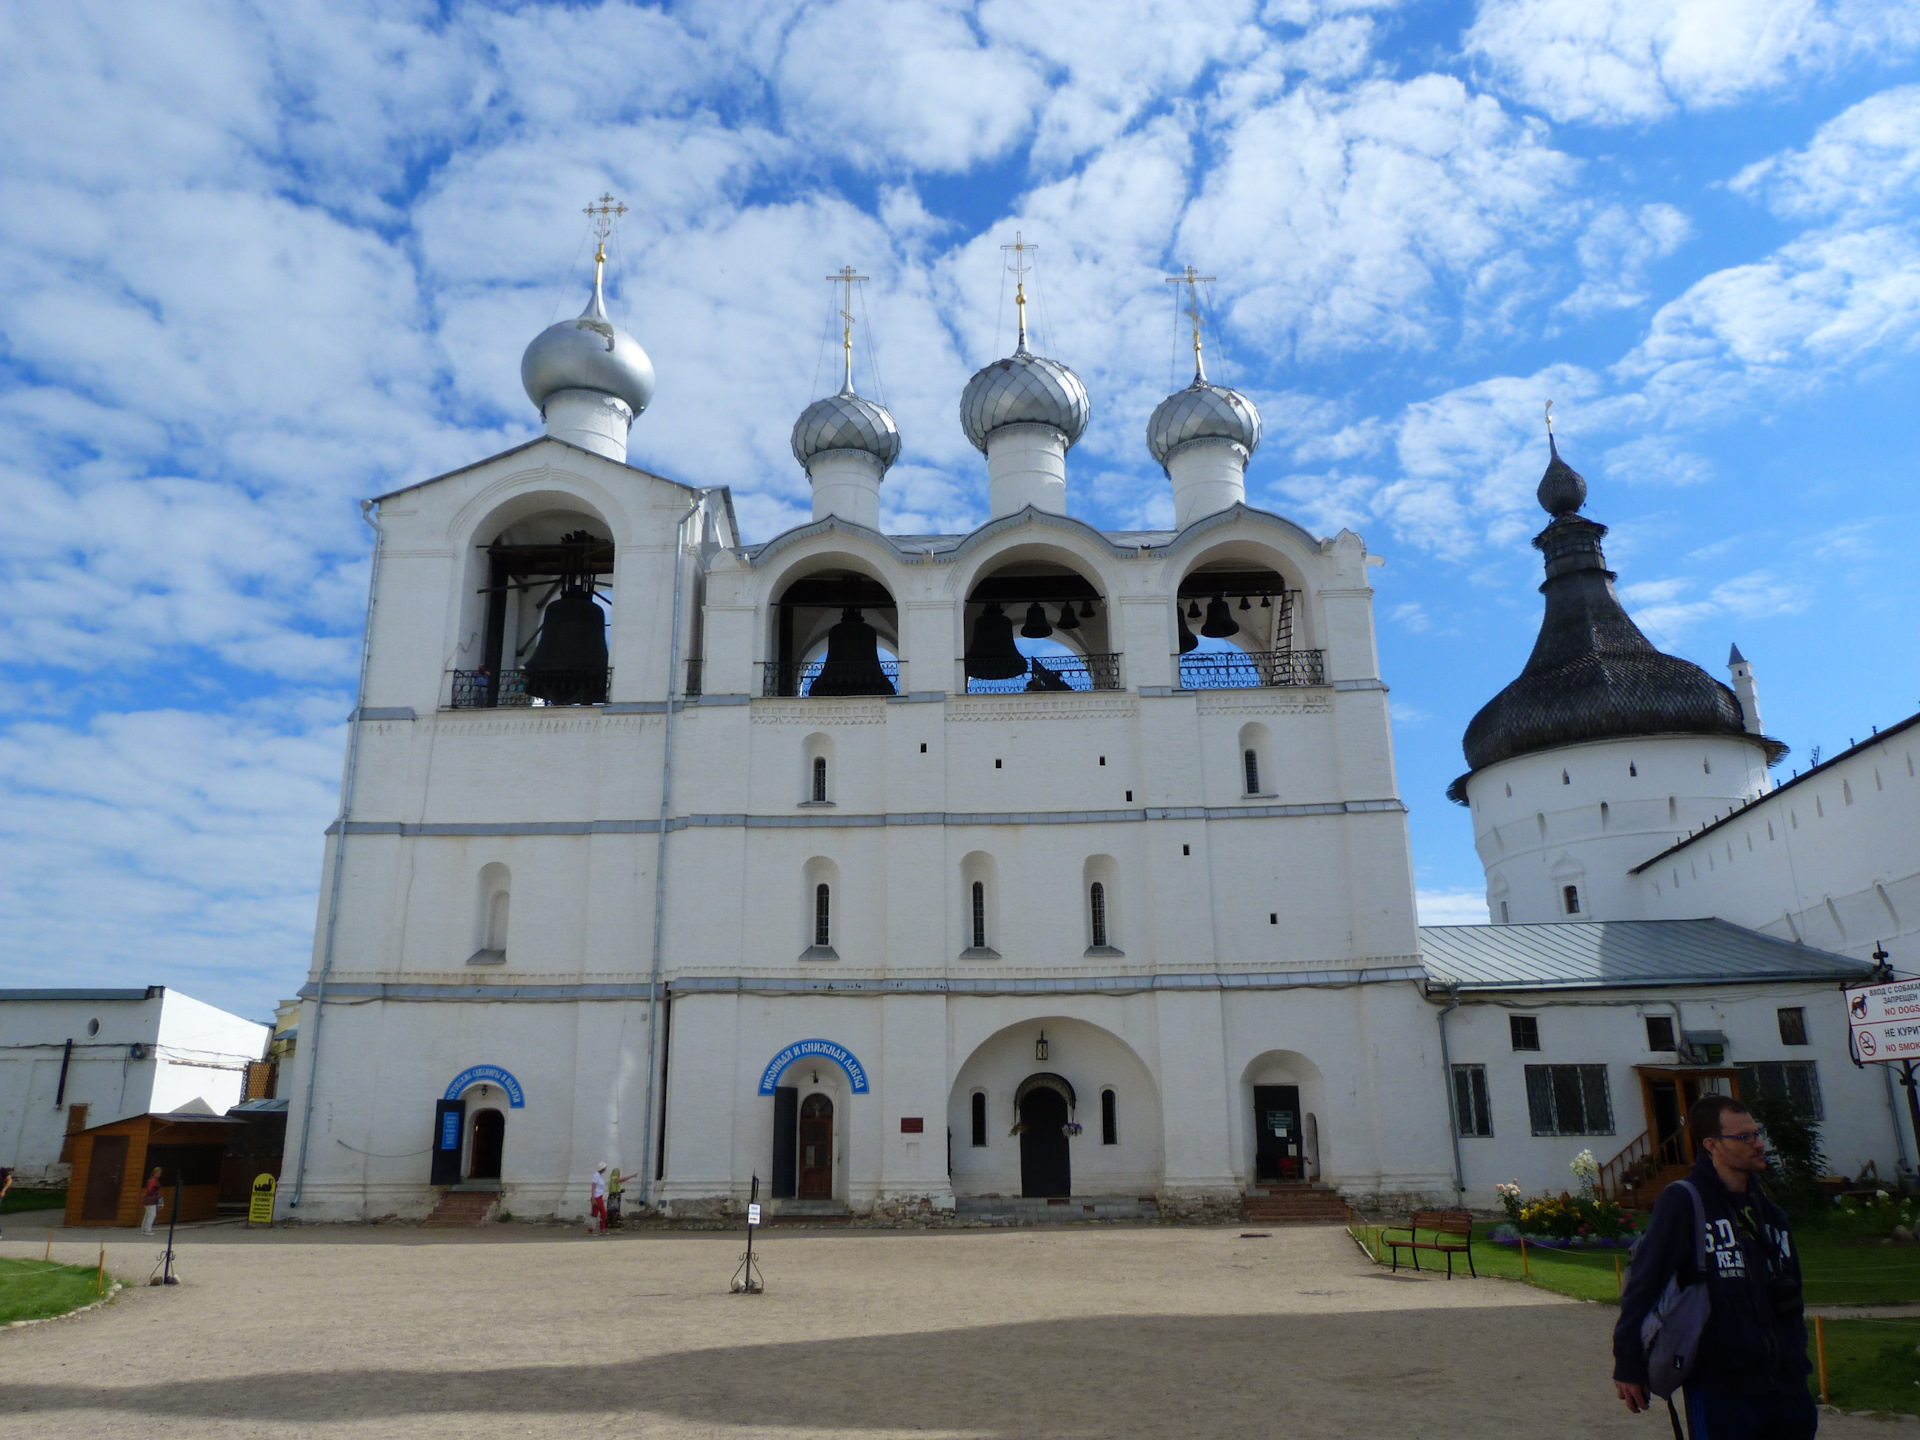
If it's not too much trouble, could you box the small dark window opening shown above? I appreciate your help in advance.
[1562,884,1581,915]
[919,742,927,754]
[971,881,987,950]
[1777,1007,1809,1046]
[1629,762,1637,777]
[1125,790,1133,802]
[1510,1015,1540,1051]
[811,756,828,803]
[1269,912,1278,925]
[1089,882,1108,949]
[1244,749,1261,794]
[1645,1015,1676,1052]
[1099,756,1106,766]
[1561,770,1570,785]
[970,1092,987,1147]
[1101,1088,1118,1145]
[1499,900,1510,924]
[1181,844,1190,856]
[995,758,1002,769]
[813,884,831,947]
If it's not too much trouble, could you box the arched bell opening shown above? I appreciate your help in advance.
[1173,555,1311,691]
[769,569,899,697]
[963,556,1115,694]
[455,509,616,708]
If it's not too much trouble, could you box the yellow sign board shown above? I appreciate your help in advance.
[248,1173,277,1225]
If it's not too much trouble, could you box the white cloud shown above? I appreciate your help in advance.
[1561,203,1691,315]
[1623,568,1805,645]
[1389,601,1432,632]
[1466,0,1920,126]
[1417,888,1490,925]
[1733,83,1920,219]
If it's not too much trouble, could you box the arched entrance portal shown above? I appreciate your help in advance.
[798,1094,834,1198]
[1018,1080,1072,1198]
[469,1109,504,1180]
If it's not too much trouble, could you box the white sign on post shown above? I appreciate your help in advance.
[1847,976,1920,1063]
[747,1203,762,1226]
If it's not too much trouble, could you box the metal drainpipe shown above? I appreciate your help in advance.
[289,499,384,1208]
[637,491,704,1210]
[1435,986,1466,1199]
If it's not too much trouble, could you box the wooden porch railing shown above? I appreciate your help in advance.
[1600,1129,1691,1206]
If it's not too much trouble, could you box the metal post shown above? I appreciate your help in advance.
[161,1173,180,1285]
[1901,1062,1920,1172]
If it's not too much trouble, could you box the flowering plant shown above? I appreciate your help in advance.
[1570,1149,1600,1197]
[1494,1181,1524,1225]
[1062,1121,1083,1137]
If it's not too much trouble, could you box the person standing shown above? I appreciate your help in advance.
[141,1167,163,1235]
[588,1163,609,1235]
[606,1166,634,1230]
[0,1164,13,1240]
[1614,1094,1815,1439]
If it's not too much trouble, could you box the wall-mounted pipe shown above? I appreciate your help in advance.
[1435,987,1465,1198]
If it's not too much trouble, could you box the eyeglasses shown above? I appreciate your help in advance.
[1713,1128,1766,1146]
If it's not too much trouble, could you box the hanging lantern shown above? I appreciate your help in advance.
[1021,601,1054,639]
[1200,594,1240,639]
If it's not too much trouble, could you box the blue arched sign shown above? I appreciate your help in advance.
[757,1039,869,1095]
[444,1064,525,1108]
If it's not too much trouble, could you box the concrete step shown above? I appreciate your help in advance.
[424,1190,498,1227]
[1243,1186,1349,1225]
[956,1195,1160,1224]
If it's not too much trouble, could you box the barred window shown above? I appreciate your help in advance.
[1510,1015,1540,1051]
[1737,1060,1823,1121]
[1089,882,1108,949]
[1524,1064,1614,1136]
[1646,1015,1676,1052]
[1243,749,1261,795]
[813,884,831,948]
[1777,1008,1809,1046]
[812,756,828,803]
[1451,1064,1492,1137]
[971,882,987,950]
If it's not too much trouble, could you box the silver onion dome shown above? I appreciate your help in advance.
[1146,375,1262,468]
[959,343,1091,453]
[791,385,902,471]
[521,272,656,418]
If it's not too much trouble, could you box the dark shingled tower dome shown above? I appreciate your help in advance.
[1446,437,1784,803]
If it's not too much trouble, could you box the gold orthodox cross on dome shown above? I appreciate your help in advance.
[1002,231,1038,350]
[1166,265,1216,381]
[827,265,869,392]
[583,192,628,280]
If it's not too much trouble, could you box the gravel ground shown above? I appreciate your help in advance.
[1,1212,1904,1438]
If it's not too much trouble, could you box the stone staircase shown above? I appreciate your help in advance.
[424,1188,499,1227]
[1243,1184,1350,1225]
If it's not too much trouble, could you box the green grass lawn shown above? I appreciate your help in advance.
[1,1186,67,1215]
[0,1257,111,1323]
[1817,1319,1920,1415]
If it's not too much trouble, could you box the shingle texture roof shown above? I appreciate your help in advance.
[1146,375,1261,466]
[960,344,1091,452]
[1419,918,1873,991]
[791,386,901,470]
[1450,444,1776,800]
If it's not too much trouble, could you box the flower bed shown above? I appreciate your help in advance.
[1492,1150,1641,1246]
[1489,1222,1633,1250]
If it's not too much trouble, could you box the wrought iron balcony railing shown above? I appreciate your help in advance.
[965,653,1123,694]
[761,659,902,698]
[449,668,611,709]
[1176,648,1326,690]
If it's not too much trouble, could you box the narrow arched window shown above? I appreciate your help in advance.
[812,756,828,803]
[814,884,831,947]
[1089,882,1108,949]
[971,881,987,949]
[1243,749,1260,795]
[971,1092,987,1147]
[1101,1088,1118,1145]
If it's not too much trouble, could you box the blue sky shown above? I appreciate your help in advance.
[3,0,1918,1020]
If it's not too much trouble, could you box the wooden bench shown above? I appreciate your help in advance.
[1381,1210,1476,1278]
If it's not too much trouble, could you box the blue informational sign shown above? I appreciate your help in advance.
[439,1110,462,1150]
[443,1064,526,1108]
[756,1039,869,1095]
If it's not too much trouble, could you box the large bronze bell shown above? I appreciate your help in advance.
[809,607,896,696]
[1176,604,1199,654]
[966,603,1027,680]
[524,580,609,705]
[1200,594,1240,639]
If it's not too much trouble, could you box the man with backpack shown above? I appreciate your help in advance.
[1613,1094,1816,1438]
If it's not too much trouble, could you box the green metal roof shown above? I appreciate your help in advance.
[1419,918,1875,992]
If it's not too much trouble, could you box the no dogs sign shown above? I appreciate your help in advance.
[1848,976,1920,1064]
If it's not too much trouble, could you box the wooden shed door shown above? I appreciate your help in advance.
[798,1094,833,1199]
[83,1135,129,1222]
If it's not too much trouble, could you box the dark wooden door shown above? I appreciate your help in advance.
[430,1099,465,1185]
[1019,1087,1071,1198]
[798,1093,833,1198]
[469,1110,504,1180]
[83,1134,128,1221]
[1254,1085,1302,1183]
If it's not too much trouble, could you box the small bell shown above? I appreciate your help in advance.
[1079,599,1095,619]
[1186,599,1202,620]
[1200,594,1240,639]
[966,603,1027,680]
[1176,606,1199,654]
[1260,593,1272,608]
[1054,602,1080,632]
[1021,602,1054,639]
[1238,595,1252,611]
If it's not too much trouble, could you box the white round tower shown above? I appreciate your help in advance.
[1451,435,1786,924]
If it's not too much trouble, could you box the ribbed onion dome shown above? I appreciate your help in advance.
[1146,374,1262,468]
[791,384,902,471]
[1445,439,1784,802]
[521,271,656,418]
[959,342,1091,453]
